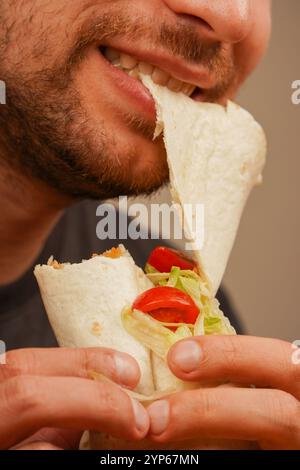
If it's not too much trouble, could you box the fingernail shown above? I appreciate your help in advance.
[170,340,203,373]
[148,400,170,435]
[114,354,137,386]
[131,399,149,433]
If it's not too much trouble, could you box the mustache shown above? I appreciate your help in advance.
[160,23,222,68]
[56,12,234,98]
[72,13,222,66]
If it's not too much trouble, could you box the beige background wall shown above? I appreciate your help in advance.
[224,0,300,341]
[138,0,299,341]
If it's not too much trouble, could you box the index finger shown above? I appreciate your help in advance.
[167,336,300,398]
[2,347,140,389]
[0,375,149,449]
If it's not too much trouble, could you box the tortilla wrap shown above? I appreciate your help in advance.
[35,247,254,450]
[34,247,154,395]
[141,76,267,295]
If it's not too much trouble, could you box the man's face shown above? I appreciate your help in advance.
[0,0,271,199]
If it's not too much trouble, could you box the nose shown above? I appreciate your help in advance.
[163,0,253,43]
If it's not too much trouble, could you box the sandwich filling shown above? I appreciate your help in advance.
[123,246,235,361]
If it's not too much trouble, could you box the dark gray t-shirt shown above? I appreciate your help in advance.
[0,200,242,351]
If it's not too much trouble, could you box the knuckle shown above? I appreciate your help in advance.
[93,382,138,437]
[281,396,300,435]
[217,335,242,373]
[268,390,300,437]
[5,350,21,367]
[76,348,94,375]
[77,348,115,377]
[94,381,128,416]
[0,364,20,382]
[194,389,218,418]
[175,389,215,421]
[3,376,41,414]
[6,349,37,374]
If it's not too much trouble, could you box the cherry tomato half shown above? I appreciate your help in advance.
[132,286,199,325]
[147,246,197,273]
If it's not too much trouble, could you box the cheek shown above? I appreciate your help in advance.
[0,1,94,74]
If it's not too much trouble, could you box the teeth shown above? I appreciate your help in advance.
[104,47,120,62]
[181,83,191,95]
[182,83,196,96]
[152,67,169,86]
[111,59,121,67]
[102,47,197,97]
[138,62,154,75]
[128,67,140,79]
[167,77,183,93]
[120,53,138,70]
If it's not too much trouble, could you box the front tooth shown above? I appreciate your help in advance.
[167,77,183,92]
[181,84,196,96]
[181,83,191,95]
[128,67,140,79]
[138,62,153,75]
[120,53,137,70]
[111,59,121,68]
[104,47,120,62]
[152,67,170,86]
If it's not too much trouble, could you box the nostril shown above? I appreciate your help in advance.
[178,13,214,37]
[179,13,214,32]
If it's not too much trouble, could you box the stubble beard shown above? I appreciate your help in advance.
[0,10,234,200]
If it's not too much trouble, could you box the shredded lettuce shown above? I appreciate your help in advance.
[204,316,223,334]
[194,312,204,336]
[122,308,178,359]
[167,266,180,287]
[174,325,193,340]
[145,263,159,275]
[178,276,202,309]
[201,298,236,335]
[122,308,194,358]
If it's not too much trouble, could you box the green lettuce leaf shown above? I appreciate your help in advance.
[122,308,194,358]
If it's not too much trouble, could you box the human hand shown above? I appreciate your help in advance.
[147,336,300,450]
[0,347,149,449]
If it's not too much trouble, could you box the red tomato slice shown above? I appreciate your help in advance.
[147,246,197,273]
[132,286,199,325]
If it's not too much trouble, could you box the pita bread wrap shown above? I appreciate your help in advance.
[34,247,253,450]
[35,79,266,450]
[35,247,154,395]
[141,76,267,295]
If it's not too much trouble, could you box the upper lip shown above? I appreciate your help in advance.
[100,42,217,91]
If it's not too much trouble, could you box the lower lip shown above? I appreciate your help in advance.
[97,49,157,120]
